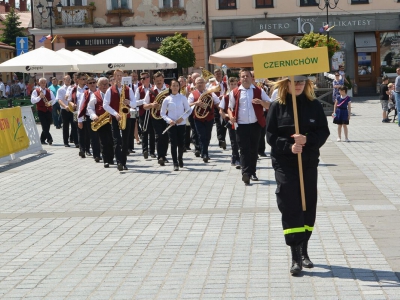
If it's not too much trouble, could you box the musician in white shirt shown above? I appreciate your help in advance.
[160,79,191,171]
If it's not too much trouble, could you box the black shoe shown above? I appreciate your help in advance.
[150,154,156,158]
[104,163,109,168]
[48,140,53,145]
[258,152,267,157]
[64,144,70,147]
[173,164,179,171]
[178,160,184,168]
[203,156,209,163]
[69,139,73,143]
[143,151,148,159]
[117,163,123,171]
[85,151,92,156]
[94,157,101,163]
[183,148,187,153]
[230,157,235,166]
[79,151,86,158]
[220,140,226,150]
[41,141,47,145]
[301,241,314,268]
[250,174,259,181]
[56,126,61,129]
[235,160,241,169]
[123,165,128,170]
[163,158,169,163]
[158,158,165,166]
[242,173,250,185]
[290,245,303,276]
[195,150,200,157]
[75,144,79,148]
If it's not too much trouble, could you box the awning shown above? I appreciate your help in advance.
[355,33,377,53]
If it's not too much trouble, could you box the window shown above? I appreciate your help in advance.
[219,0,237,9]
[159,0,184,8]
[351,0,369,3]
[111,0,129,9]
[61,0,87,6]
[256,0,273,8]
[300,0,318,6]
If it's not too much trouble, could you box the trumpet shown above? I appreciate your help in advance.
[40,91,51,107]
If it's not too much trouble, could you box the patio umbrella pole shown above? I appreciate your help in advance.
[290,75,306,211]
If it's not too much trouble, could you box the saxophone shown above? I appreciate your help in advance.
[91,112,112,131]
[118,84,130,130]
[151,89,170,120]
[194,85,221,119]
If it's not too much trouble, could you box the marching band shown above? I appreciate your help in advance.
[30,68,272,183]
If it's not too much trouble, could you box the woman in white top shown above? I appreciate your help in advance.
[160,79,191,171]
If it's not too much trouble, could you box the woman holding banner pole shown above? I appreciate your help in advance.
[266,75,330,276]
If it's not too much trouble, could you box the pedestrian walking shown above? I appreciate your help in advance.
[333,86,351,142]
[380,76,390,123]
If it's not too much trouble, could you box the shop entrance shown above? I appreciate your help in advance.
[355,52,377,88]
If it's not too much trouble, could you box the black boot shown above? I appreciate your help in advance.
[290,245,302,275]
[301,240,314,268]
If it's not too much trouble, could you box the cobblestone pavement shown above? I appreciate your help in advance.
[1,97,400,299]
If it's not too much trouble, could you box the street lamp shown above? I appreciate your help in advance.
[318,0,339,43]
[36,0,63,50]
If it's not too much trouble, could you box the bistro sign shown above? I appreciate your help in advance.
[66,36,133,47]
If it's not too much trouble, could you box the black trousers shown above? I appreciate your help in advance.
[61,109,78,146]
[139,112,155,154]
[194,119,213,157]
[236,122,261,176]
[37,110,53,143]
[258,125,266,154]
[185,124,191,148]
[152,118,169,159]
[188,114,200,151]
[52,102,62,128]
[167,125,185,164]
[227,125,239,161]
[214,107,227,143]
[97,123,114,164]
[77,119,90,153]
[111,117,131,166]
[273,161,318,247]
[128,117,137,151]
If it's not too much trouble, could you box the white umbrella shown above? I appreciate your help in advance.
[0,46,76,73]
[77,44,159,71]
[72,49,94,59]
[56,48,88,71]
[136,47,177,69]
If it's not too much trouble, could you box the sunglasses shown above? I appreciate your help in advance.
[141,77,149,80]
[87,81,96,84]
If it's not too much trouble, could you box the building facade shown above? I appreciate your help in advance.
[208,0,400,93]
[29,0,206,74]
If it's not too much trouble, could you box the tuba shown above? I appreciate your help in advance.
[201,67,215,81]
[91,112,112,131]
[194,85,221,119]
[118,84,130,130]
[151,89,169,120]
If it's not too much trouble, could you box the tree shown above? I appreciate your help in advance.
[157,33,196,75]
[0,7,25,48]
[298,32,340,58]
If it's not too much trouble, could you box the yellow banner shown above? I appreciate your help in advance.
[252,47,329,79]
[0,107,30,157]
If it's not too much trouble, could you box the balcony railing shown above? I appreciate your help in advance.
[54,5,96,26]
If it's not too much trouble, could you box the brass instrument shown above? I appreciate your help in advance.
[180,86,186,95]
[118,84,130,130]
[151,89,169,120]
[68,101,76,112]
[194,85,221,119]
[91,112,112,131]
[201,67,215,81]
[40,91,51,107]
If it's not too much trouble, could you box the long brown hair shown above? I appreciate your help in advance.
[272,78,316,105]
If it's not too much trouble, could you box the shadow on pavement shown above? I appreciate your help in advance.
[0,153,52,173]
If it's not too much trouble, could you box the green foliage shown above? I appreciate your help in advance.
[157,33,196,73]
[298,32,341,58]
[0,7,25,48]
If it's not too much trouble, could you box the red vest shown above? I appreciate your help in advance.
[93,90,105,116]
[214,82,227,97]
[35,88,52,112]
[110,85,130,118]
[78,90,92,118]
[192,90,214,122]
[149,87,160,118]
[70,85,78,104]
[233,87,266,128]
[138,85,148,117]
